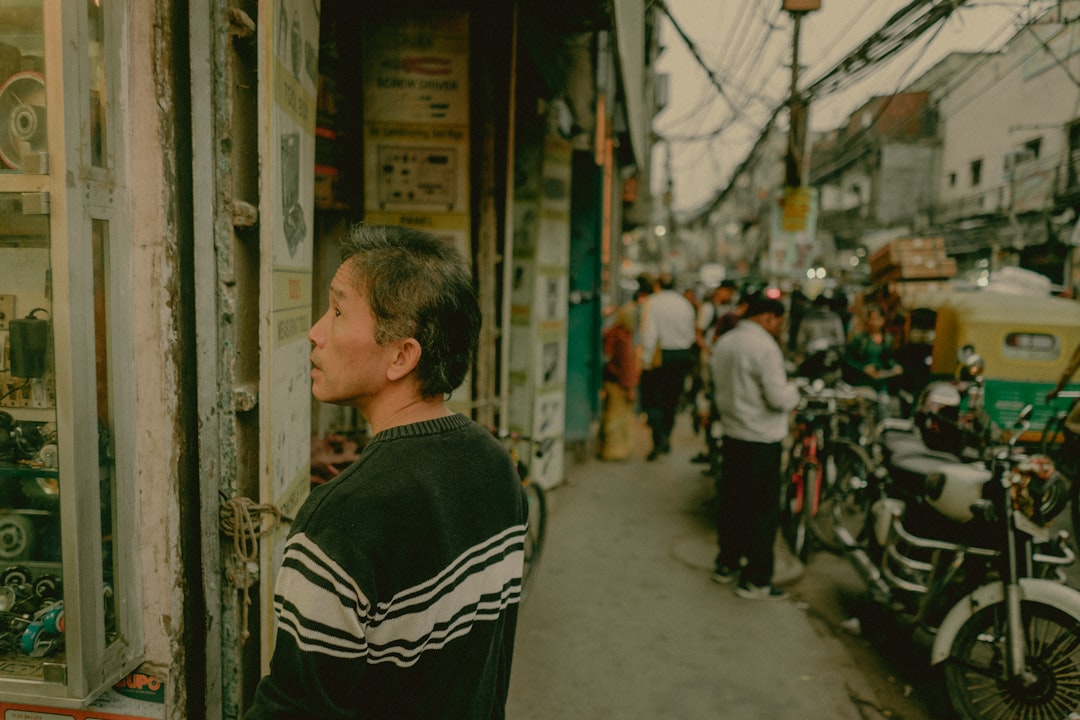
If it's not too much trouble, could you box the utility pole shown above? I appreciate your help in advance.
[783,0,819,188]
[775,0,820,281]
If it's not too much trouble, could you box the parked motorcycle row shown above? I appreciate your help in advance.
[782,346,1080,720]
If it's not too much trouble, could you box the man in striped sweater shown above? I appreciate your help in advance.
[246,225,527,719]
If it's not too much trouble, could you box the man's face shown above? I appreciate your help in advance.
[308,260,401,407]
[760,312,784,339]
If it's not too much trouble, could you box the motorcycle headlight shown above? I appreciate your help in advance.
[1008,455,1069,525]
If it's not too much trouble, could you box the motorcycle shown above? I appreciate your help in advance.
[828,394,1080,719]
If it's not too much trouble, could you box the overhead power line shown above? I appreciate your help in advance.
[656,0,757,129]
[683,0,976,227]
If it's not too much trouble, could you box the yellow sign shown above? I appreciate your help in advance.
[781,186,812,233]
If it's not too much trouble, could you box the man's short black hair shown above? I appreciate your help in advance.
[340,224,480,398]
[744,296,786,319]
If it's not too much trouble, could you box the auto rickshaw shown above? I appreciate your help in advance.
[930,291,1080,433]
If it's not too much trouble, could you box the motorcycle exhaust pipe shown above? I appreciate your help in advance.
[834,523,892,600]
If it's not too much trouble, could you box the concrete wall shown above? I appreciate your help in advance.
[938,20,1080,208]
[877,143,937,224]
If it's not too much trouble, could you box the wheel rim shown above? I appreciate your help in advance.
[781,471,807,558]
[0,515,32,560]
[945,601,1080,720]
[521,482,545,594]
[809,440,872,550]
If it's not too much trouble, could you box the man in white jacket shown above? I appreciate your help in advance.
[710,296,800,600]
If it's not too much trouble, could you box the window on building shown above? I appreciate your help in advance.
[970,159,983,187]
[948,172,957,188]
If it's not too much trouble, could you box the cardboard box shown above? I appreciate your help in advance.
[893,236,945,252]
[891,279,953,308]
[874,256,957,282]
[869,237,950,279]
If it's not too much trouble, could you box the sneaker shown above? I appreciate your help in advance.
[735,581,787,601]
[711,566,737,584]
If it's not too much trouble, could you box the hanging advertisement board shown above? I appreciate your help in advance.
[259,0,320,667]
[768,185,819,278]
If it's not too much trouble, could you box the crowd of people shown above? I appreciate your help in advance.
[599,273,903,601]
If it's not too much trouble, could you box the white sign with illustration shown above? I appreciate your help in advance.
[261,0,320,666]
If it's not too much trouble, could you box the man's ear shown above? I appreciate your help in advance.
[387,338,422,382]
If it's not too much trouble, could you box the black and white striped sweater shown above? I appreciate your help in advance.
[247,414,527,719]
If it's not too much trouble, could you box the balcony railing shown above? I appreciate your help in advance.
[930,186,1005,224]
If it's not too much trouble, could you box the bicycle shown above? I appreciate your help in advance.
[780,381,865,561]
[495,430,548,599]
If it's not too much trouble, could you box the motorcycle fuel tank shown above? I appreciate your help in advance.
[925,461,992,523]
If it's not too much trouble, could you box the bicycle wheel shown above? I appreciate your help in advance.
[809,439,874,552]
[780,458,810,562]
[944,600,1080,720]
[521,480,546,598]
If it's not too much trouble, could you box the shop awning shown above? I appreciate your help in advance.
[613,0,647,170]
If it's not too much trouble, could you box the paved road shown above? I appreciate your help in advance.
[506,415,942,719]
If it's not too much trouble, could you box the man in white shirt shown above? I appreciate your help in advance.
[639,273,697,461]
[709,296,800,600]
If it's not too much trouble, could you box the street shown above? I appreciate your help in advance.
[506,414,945,719]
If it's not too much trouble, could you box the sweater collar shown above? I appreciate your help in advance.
[370,412,470,443]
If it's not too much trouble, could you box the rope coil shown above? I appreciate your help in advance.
[219,496,292,641]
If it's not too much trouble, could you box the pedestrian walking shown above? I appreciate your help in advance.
[639,272,697,461]
[710,296,800,600]
[600,302,643,460]
[246,224,526,719]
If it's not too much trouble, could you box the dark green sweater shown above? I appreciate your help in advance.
[246,414,527,719]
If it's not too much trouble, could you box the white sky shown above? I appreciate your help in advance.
[652,0,1055,211]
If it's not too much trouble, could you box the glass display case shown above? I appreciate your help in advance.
[0,0,140,706]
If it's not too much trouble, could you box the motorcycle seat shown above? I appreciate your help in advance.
[881,427,962,490]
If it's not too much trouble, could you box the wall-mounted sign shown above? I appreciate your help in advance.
[259,0,320,667]
[362,11,471,260]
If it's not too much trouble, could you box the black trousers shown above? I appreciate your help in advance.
[639,348,694,451]
[716,436,782,587]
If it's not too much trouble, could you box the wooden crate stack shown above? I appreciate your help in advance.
[869,237,956,283]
